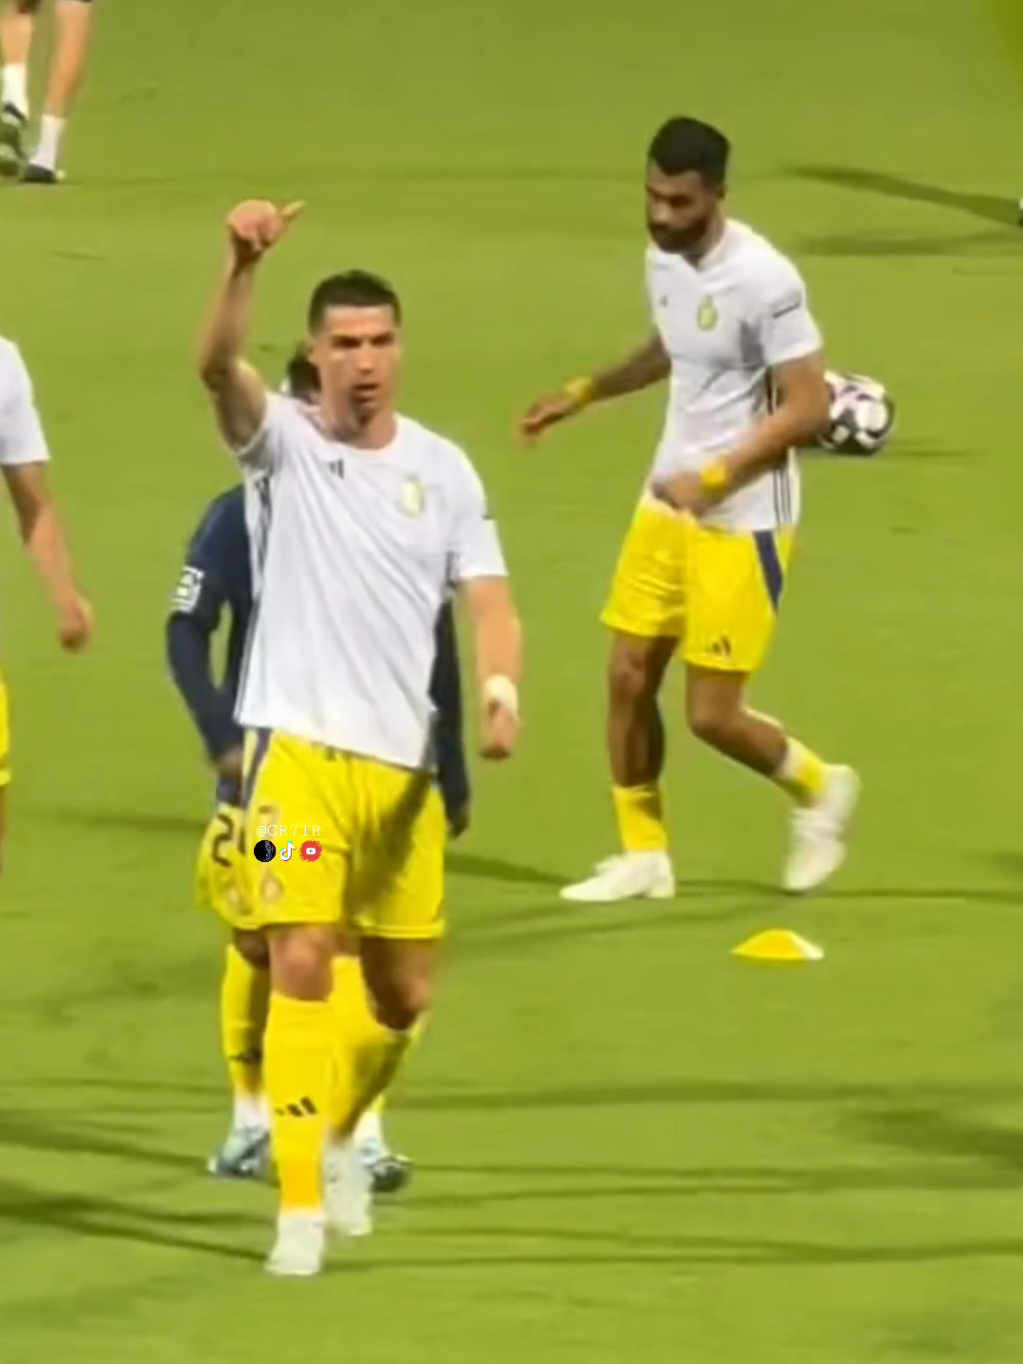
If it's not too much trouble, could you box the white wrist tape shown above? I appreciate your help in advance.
[483,674,519,718]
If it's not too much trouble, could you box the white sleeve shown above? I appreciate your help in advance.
[758,256,822,367]
[447,456,507,584]
[0,345,51,467]
[232,392,291,473]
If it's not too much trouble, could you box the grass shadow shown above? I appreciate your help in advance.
[0,1176,264,1262]
[851,1105,1023,1175]
[990,851,1023,884]
[0,1110,204,1174]
[32,806,205,838]
[405,1077,1023,1116]
[790,165,1018,228]
[446,852,563,887]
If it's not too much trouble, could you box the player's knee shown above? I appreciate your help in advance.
[361,940,435,1032]
[608,648,658,711]
[267,924,334,1000]
[686,689,737,749]
[233,928,269,970]
[334,926,358,958]
[372,978,431,1032]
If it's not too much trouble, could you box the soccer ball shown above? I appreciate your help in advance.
[820,370,895,456]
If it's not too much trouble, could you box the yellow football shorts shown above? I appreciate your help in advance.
[195,803,248,930]
[240,730,445,940]
[601,499,795,674]
[0,669,10,789]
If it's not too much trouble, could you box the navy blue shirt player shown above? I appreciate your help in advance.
[165,484,472,834]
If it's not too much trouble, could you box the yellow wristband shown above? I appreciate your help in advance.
[699,460,731,495]
[563,377,595,408]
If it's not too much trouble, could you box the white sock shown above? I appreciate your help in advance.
[352,1108,384,1150]
[232,1092,267,1131]
[1,65,28,118]
[31,114,64,172]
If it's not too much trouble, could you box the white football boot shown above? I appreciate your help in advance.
[324,1138,373,1237]
[353,1107,412,1194]
[207,1123,270,1179]
[265,1209,327,1278]
[560,851,676,904]
[783,766,860,894]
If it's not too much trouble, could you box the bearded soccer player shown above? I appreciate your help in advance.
[522,117,858,902]
[168,348,471,1190]
[0,334,92,866]
[197,201,521,1276]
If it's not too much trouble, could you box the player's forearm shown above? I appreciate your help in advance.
[721,398,828,492]
[198,258,259,384]
[21,501,81,614]
[476,616,522,696]
[165,615,241,758]
[197,259,269,448]
[469,589,522,694]
[589,334,671,403]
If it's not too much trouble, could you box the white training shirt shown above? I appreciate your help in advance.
[232,395,507,771]
[0,338,51,469]
[646,219,822,531]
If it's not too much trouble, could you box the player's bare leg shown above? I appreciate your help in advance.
[322,937,432,1236]
[0,0,36,177]
[607,632,674,787]
[263,923,335,1277]
[685,666,859,892]
[23,0,95,183]
[208,928,271,1180]
[562,631,677,903]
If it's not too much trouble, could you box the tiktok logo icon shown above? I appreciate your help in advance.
[279,841,296,861]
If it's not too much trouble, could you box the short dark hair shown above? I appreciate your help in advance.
[306,270,403,332]
[283,346,319,400]
[648,117,730,186]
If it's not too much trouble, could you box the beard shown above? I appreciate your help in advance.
[647,215,713,255]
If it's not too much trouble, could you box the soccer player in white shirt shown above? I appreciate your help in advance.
[522,117,859,902]
[197,200,522,1277]
[0,335,92,867]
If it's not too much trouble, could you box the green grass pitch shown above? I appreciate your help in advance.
[1,0,1022,1359]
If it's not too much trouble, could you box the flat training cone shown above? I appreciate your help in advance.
[732,929,823,963]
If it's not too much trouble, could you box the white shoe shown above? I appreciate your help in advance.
[560,851,676,904]
[265,1209,327,1277]
[324,1139,373,1237]
[207,1123,270,1179]
[783,765,860,894]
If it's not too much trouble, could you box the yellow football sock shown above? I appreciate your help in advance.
[612,783,668,853]
[220,945,269,1120]
[774,738,827,807]
[328,954,413,1139]
[263,993,332,1212]
[354,1024,426,1127]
